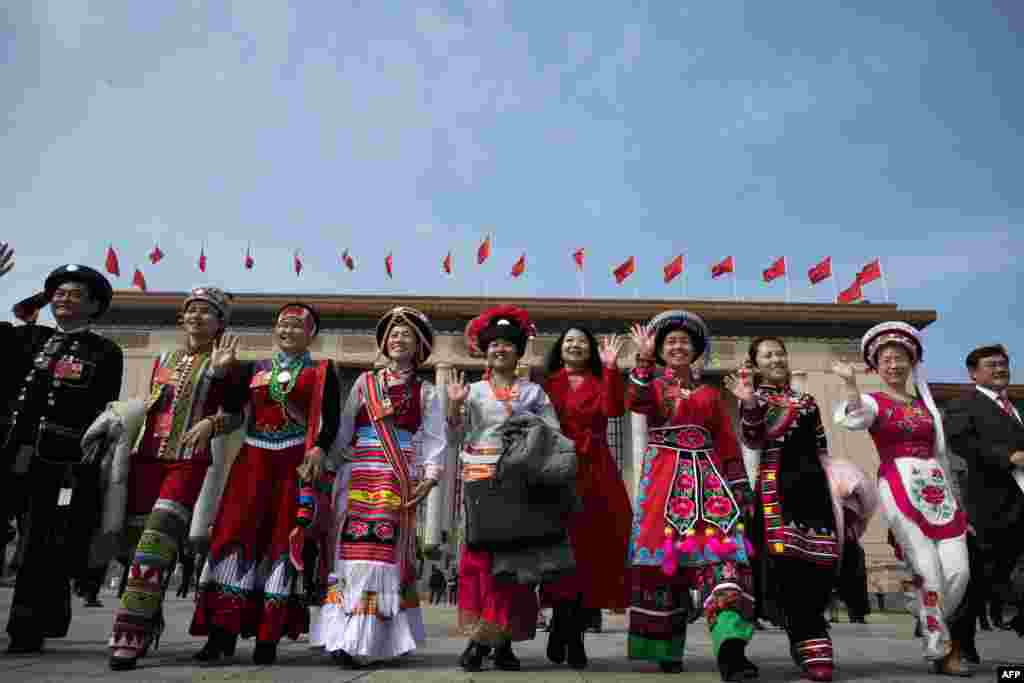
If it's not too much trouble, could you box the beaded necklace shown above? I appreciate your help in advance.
[489,374,520,416]
[269,352,305,408]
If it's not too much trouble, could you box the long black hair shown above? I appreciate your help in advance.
[545,325,604,377]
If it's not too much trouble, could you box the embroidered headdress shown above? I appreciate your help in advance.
[376,306,435,365]
[466,305,536,357]
[860,321,948,462]
[182,286,233,323]
[276,302,321,337]
[648,309,710,364]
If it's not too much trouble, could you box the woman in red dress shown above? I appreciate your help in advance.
[540,326,631,670]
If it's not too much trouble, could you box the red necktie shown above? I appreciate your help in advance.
[998,395,1021,424]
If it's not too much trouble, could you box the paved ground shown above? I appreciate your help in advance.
[0,587,1021,682]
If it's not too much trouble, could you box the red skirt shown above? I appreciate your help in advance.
[190,442,308,642]
[458,548,538,645]
[542,442,631,609]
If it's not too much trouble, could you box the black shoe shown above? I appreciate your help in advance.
[718,639,758,682]
[253,641,277,665]
[1009,615,1024,637]
[547,603,568,664]
[566,629,587,670]
[850,616,866,624]
[978,616,992,631]
[993,617,1009,630]
[493,643,521,671]
[962,643,980,666]
[331,650,363,669]
[458,642,484,672]
[84,598,103,608]
[194,629,237,663]
[659,661,684,673]
[108,654,137,671]
[6,636,43,655]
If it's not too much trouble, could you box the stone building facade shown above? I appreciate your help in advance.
[94,290,1011,596]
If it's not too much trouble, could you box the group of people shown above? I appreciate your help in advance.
[0,244,1021,681]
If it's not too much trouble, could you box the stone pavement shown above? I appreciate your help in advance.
[1,587,1021,682]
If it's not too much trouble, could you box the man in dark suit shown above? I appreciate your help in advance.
[945,345,1024,662]
[1,254,124,654]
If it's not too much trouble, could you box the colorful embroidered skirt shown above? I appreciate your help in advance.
[190,443,308,642]
[310,427,424,660]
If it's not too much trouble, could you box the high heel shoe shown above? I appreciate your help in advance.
[253,641,278,665]
[458,641,484,672]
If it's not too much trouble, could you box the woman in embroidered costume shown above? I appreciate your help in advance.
[725,337,877,682]
[104,287,243,671]
[539,326,631,670]
[626,310,757,681]
[447,305,561,672]
[190,302,340,665]
[310,306,447,668]
[833,321,971,676]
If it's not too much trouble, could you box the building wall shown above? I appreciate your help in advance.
[98,326,912,591]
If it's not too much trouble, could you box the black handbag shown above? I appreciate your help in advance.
[463,475,570,552]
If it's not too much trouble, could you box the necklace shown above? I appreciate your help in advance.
[489,375,520,416]
[269,354,303,407]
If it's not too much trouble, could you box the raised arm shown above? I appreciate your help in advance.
[831,360,879,431]
[598,334,626,418]
[624,323,660,417]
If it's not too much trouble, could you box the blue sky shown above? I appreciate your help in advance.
[2,1,1021,381]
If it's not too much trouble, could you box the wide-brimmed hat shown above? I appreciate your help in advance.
[648,309,709,364]
[376,306,435,364]
[13,264,114,321]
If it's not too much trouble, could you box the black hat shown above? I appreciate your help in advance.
[478,317,528,357]
[376,306,435,365]
[12,264,114,321]
[276,302,321,337]
[649,309,710,364]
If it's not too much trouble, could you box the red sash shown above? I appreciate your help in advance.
[363,369,417,585]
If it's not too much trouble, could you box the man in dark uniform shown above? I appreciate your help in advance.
[1,254,124,654]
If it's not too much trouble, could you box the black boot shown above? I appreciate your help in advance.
[717,638,758,682]
[6,635,44,655]
[194,627,237,663]
[546,602,567,664]
[458,641,484,672]
[493,642,521,671]
[659,661,684,673]
[331,650,363,669]
[252,641,277,665]
[978,616,992,631]
[565,600,588,670]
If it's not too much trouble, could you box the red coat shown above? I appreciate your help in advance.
[542,366,632,609]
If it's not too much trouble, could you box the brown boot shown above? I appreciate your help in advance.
[931,640,973,677]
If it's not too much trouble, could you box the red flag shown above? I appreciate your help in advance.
[837,279,863,304]
[711,255,734,279]
[341,249,355,271]
[294,251,302,277]
[663,254,684,284]
[131,268,147,292]
[477,236,491,265]
[198,247,206,273]
[385,252,393,279]
[762,256,786,282]
[510,253,526,278]
[104,246,120,277]
[244,246,254,270]
[613,256,635,284]
[807,256,832,285]
[442,251,453,275]
[148,244,164,264]
[572,248,585,271]
[857,258,881,285]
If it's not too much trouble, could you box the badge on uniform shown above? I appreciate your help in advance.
[250,371,271,388]
[53,357,84,381]
[58,487,73,507]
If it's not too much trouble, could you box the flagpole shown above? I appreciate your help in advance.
[831,266,839,304]
[878,256,890,303]
[784,256,792,303]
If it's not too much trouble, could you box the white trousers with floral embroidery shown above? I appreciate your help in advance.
[879,480,969,660]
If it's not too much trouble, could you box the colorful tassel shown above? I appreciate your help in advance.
[661,527,678,576]
[678,528,699,554]
[743,536,755,558]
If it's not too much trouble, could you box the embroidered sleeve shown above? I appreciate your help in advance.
[328,374,364,466]
[313,363,341,451]
[416,381,448,482]
[833,393,879,431]
[600,366,626,419]
[625,355,659,416]
[737,393,769,448]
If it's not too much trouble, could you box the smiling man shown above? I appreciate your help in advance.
[1,260,124,655]
[945,345,1024,660]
